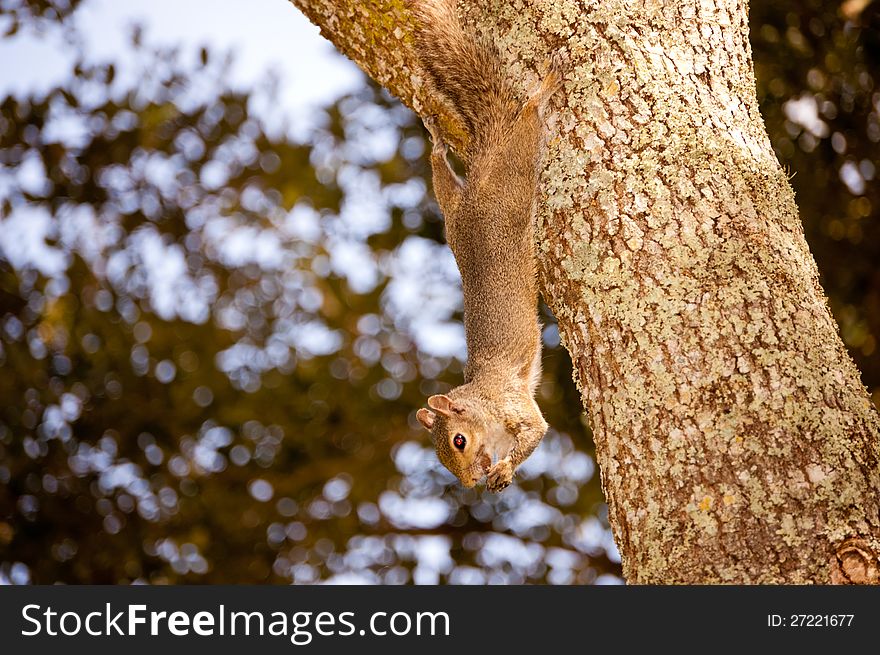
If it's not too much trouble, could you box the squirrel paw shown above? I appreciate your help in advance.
[486,459,514,492]
[543,54,567,96]
[422,114,447,151]
[547,51,570,77]
[526,55,566,114]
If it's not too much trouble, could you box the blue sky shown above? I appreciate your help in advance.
[0,0,363,123]
[0,0,469,359]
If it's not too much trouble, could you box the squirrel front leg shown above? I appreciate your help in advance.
[486,405,549,492]
[423,115,464,215]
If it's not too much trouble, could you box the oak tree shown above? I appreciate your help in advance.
[291,0,880,583]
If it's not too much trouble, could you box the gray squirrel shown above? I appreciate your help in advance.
[410,0,563,491]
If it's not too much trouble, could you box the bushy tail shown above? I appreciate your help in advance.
[410,0,521,159]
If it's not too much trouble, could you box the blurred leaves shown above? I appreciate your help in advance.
[752,0,880,400]
[1,0,878,586]
[0,19,613,584]
[0,0,82,35]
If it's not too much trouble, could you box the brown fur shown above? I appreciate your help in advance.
[409,0,521,160]
[411,0,562,491]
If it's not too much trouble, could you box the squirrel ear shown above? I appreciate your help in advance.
[416,408,436,431]
[427,394,459,416]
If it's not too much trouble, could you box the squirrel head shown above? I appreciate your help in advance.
[416,393,493,487]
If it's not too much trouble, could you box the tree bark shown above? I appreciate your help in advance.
[290,0,880,583]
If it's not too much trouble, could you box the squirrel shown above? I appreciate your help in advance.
[409,0,563,492]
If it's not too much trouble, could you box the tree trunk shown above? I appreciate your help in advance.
[290,0,880,583]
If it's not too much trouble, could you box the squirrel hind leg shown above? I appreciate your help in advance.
[424,115,465,212]
[422,115,446,152]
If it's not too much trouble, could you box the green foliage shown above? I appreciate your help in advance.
[752,0,880,401]
[0,27,614,584]
[0,0,82,36]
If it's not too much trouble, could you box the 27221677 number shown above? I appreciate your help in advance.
[768,614,854,628]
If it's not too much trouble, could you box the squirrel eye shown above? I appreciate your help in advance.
[453,434,466,450]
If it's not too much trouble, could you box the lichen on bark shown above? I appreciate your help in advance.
[290,0,880,583]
